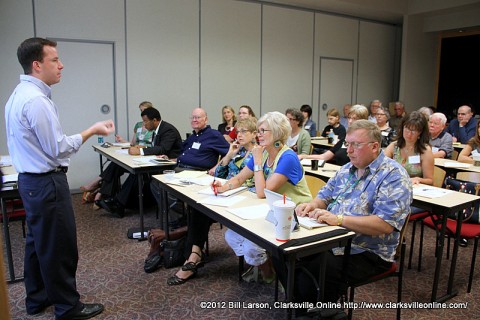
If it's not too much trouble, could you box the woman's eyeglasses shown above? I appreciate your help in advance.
[257,128,272,135]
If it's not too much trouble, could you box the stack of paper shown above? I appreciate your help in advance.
[227,204,270,220]
[297,216,327,229]
[413,187,452,198]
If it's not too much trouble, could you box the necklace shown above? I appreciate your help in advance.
[266,156,275,168]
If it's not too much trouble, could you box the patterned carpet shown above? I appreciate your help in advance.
[3,194,479,319]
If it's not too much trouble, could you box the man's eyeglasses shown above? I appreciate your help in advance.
[376,113,386,117]
[257,128,272,135]
[344,141,375,149]
[237,129,251,135]
[189,116,204,120]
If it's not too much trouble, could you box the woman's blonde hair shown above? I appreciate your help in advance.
[235,117,257,133]
[139,101,153,109]
[257,111,291,145]
[221,105,237,123]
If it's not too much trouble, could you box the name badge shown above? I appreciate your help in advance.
[432,147,439,153]
[381,131,389,136]
[408,155,421,164]
[192,142,201,149]
[305,125,311,130]
[137,128,142,133]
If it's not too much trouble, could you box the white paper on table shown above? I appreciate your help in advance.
[227,204,270,220]
[0,155,12,167]
[112,142,131,147]
[198,186,246,197]
[197,195,246,207]
[175,170,206,179]
[115,149,129,155]
[2,173,18,183]
[301,159,311,166]
[413,186,453,198]
[131,156,158,166]
[443,161,471,168]
[187,176,226,186]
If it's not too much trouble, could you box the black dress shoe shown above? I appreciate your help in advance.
[70,303,104,320]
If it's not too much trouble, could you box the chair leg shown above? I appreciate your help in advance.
[238,256,244,282]
[418,221,424,271]
[468,237,478,293]
[408,220,417,269]
[348,287,355,320]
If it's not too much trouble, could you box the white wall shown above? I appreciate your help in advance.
[0,0,401,187]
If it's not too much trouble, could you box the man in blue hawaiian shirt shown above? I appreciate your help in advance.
[294,120,412,313]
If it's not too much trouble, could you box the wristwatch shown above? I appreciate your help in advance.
[253,164,262,172]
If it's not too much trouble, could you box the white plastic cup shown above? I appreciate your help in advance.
[273,199,296,242]
[163,170,175,180]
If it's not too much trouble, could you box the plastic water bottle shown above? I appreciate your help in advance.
[98,136,104,144]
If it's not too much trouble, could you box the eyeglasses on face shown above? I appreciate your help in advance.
[236,129,251,135]
[376,113,386,116]
[189,116,204,120]
[344,141,375,149]
[403,127,418,134]
[257,128,272,135]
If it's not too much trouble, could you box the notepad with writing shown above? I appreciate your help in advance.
[297,216,328,229]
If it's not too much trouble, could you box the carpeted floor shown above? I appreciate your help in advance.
[3,194,479,319]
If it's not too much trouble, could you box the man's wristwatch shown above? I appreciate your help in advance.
[337,214,344,226]
[253,164,262,172]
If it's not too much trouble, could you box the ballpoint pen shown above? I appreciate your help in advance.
[213,177,218,196]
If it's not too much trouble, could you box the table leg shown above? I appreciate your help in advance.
[1,198,18,283]
[137,174,145,241]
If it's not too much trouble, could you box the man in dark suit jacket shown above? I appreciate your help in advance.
[97,107,182,217]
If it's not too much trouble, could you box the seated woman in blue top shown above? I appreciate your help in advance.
[213,111,312,283]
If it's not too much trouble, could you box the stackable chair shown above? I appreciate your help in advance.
[422,171,480,293]
[408,166,446,271]
[346,219,409,320]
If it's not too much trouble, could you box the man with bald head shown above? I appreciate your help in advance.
[447,105,477,144]
[176,107,230,171]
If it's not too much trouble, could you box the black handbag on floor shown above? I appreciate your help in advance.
[162,235,187,269]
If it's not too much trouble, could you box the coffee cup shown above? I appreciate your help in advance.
[311,159,319,170]
[272,200,296,242]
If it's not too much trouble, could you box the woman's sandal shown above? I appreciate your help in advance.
[167,270,197,286]
[181,251,205,272]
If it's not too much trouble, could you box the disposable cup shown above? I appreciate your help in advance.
[273,200,296,242]
[163,170,175,180]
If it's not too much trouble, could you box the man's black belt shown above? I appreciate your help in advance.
[177,163,207,171]
[23,166,68,176]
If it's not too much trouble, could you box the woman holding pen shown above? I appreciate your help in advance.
[167,118,257,285]
[212,111,311,284]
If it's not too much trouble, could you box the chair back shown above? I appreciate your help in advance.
[305,175,326,198]
[451,150,459,160]
[457,171,480,184]
[433,166,446,188]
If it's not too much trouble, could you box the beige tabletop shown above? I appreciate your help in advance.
[152,172,354,252]
[434,158,480,173]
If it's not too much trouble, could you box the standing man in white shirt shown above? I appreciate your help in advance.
[5,37,114,320]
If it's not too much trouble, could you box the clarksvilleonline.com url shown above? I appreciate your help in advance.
[333,301,469,310]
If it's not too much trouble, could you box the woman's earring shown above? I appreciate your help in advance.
[274,141,281,148]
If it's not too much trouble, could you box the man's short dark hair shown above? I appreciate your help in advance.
[141,107,161,121]
[17,37,57,75]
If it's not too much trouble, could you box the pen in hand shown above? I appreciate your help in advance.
[212,177,218,196]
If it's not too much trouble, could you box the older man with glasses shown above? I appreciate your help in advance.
[447,104,478,144]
